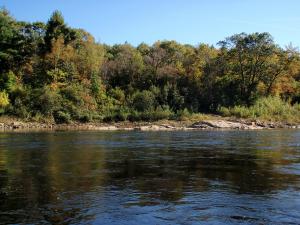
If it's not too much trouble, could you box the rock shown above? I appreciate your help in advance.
[11,122,24,129]
[121,127,135,131]
[98,126,118,130]
[190,121,212,129]
[255,120,266,127]
[138,125,176,131]
[161,124,176,129]
[190,120,240,129]
[190,120,263,130]
[268,123,276,128]
[140,125,161,131]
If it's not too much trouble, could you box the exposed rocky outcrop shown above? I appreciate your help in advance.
[0,119,299,131]
[190,120,262,129]
[138,124,176,131]
[189,119,300,130]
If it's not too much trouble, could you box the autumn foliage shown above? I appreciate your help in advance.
[1,9,300,122]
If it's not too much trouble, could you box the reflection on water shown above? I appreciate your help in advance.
[0,130,300,224]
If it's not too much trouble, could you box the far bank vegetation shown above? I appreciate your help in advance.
[1,9,300,123]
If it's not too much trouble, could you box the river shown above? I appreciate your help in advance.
[0,130,300,224]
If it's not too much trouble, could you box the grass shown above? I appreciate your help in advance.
[0,114,54,124]
[219,96,300,123]
[1,96,300,125]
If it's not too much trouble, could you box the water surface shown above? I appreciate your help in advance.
[0,130,300,224]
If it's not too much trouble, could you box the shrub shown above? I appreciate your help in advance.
[132,90,155,112]
[176,108,191,120]
[127,110,142,121]
[0,91,9,114]
[109,87,126,105]
[7,95,30,119]
[31,87,61,116]
[60,84,84,106]
[0,71,17,92]
[150,106,173,120]
[136,106,173,121]
[54,111,71,124]
[115,107,130,121]
[78,113,92,123]
[219,96,300,123]
[102,106,130,122]
[0,91,10,109]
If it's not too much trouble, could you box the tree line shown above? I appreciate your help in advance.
[1,9,300,123]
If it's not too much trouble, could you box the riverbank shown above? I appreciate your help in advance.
[0,116,299,131]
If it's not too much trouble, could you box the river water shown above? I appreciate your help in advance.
[0,130,300,224]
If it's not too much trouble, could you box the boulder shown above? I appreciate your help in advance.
[11,122,24,129]
[190,120,263,130]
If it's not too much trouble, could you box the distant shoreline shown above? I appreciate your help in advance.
[1,117,299,131]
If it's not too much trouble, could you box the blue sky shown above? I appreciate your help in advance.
[2,0,300,47]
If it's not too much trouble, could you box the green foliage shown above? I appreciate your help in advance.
[78,112,93,123]
[217,32,291,105]
[103,106,130,122]
[60,84,84,106]
[219,96,300,122]
[44,10,77,52]
[0,71,17,92]
[0,9,39,74]
[144,106,173,121]
[0,91,9,112]
[132,90,156,112]
[109,87,126,105]
[176,108,191,120]
[91,72,101,96]
[31,86,61,116]
[54,111,71,124]
[46,69,67,83]
[1,9,300,123]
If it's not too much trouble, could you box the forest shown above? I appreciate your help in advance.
[1,9,300,123]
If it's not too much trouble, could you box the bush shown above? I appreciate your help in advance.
[133,106,174,121]
[132,90,155,112]
[60,84,84,106]
[0,91,10,110]
[78,113,92,123]
[109,87,126,105]
[115,107,130,121]
[102,106,130,122]
[8,96,30,119]
[127,110,142,121]
[31,87,61,116]
[149,106,173,120]
[219,96,300,123]
[176,108,191,120]
[54,111,71,124]
[0,71,17,92]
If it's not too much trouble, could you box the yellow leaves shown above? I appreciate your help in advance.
[47,69,66,81]
[45,34,106,83]
[276,76,297,95]
[288,57,300,77]
[74,38,105,80]
[0,91,9,109]
[46,36,76,70]
[191,68,203,79]
[257,82,267,96]
[174,61,185,75]
[81,93,97,111]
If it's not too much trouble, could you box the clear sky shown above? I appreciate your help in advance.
[2,0,300,47]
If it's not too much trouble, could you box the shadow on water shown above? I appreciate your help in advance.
[0,130,300,224]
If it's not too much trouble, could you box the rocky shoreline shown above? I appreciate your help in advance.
[0,119,299,131]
